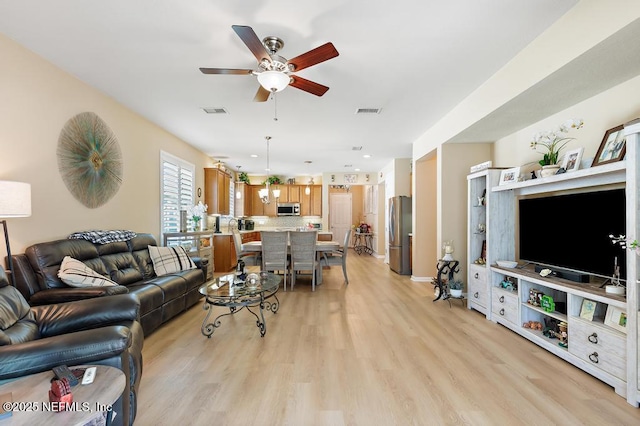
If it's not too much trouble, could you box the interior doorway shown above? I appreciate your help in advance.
[329,193,352,247]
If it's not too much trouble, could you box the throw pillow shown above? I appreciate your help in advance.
[58,256,117,287]
[148,245,196,276]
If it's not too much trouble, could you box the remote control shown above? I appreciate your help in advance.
[81,367,97,385]
[52,365,78,386]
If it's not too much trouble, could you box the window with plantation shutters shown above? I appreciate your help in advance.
[160,151,194,241]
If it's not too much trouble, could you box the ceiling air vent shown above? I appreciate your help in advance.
[352,146,363,151]
[202,107,228,114]
[355,108,382,114]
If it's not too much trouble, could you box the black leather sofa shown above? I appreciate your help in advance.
[11,233,208,336]
[0,267,143,426]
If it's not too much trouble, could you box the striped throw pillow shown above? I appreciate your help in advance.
[58,256,117,287]
[148,245,196,277]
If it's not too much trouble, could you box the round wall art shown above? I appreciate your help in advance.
[57,112,123,208]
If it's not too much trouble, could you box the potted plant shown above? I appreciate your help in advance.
[449,280,464,298]
[238,171,250,184]
[265,176,282,185]
[530,118,583,177]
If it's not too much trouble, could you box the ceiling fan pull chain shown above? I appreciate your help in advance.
[272,90,278,121]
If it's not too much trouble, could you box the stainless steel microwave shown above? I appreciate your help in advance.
[277,202,300,216]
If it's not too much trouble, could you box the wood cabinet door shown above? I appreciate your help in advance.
[204,168,231,215]
[288,185,301,203]
[213,235,234,272]
[310,185,322,216]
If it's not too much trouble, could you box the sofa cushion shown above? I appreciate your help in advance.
[0,286,38,345]
[57,256,117,288]
[148,246,196,276]
[100,252,144,285]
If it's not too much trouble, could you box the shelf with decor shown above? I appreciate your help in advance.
[467,120,640,406]
[466,168,514,317]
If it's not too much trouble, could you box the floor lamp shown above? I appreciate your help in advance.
[0,181,32,285]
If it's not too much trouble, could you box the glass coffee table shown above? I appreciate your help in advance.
[198,272,281,338]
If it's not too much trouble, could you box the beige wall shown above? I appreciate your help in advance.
[495,74,640,169]
[411,1,640,281]
[413,155,437,279]
[0,33,212,259]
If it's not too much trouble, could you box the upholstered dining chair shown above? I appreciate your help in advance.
[322,228,351,285]
[232,230,261,267]
[260,231,290,290]
[289,230,319,291]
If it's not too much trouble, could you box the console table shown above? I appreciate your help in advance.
[164,231,214,279]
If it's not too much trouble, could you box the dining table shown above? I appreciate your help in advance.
[241,240,340,284]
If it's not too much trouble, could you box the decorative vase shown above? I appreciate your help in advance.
[540,165,560,177]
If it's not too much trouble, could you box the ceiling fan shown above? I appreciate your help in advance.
[199,25,339,102]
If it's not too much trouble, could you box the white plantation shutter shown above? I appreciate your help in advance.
[161,152,195,239]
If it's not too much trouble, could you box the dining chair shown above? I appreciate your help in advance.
[321,228,351,285]
[289,230,319,291]
[232,230,261,267]
[260,231,290,290]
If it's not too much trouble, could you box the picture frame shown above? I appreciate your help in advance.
[561,147,584,172]
[604,305,627,334]
[343,174,358,184]
[499,167,520,185]
[592,124,626,167]
[579,298,596,321]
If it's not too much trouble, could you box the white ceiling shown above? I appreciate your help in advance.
[0,0,579,178]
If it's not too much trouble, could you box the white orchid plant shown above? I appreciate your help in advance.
[188,201,208,224]
[530,118,584,166]
[610,234,640,256]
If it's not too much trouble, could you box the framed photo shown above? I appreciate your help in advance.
[561,147,584,172]
[499,167,520,185]
[579,299,596,321]
[604,305,627,334]
[343,174,358,184]
[592,124,626,167]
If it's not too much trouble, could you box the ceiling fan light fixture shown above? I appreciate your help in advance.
[257,71,290,92]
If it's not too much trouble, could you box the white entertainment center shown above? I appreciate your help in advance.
[466,120,639,406]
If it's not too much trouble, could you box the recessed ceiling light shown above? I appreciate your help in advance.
[363,154,371,159]
[355,168,361,172]
[250,154,258,158]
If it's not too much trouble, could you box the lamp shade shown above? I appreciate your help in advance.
[0,181,31,218]
[272,188,281,199]
[258,188,269,199]
[257,71,290,92]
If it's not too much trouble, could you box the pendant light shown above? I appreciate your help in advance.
[258,136,280,204]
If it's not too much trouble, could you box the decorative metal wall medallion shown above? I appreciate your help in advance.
[57,112,123,208]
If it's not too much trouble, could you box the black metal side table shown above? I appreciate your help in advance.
[432,258,464,307]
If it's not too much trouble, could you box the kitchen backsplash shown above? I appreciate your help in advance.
[215,216,322,231]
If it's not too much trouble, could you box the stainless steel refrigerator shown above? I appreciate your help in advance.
[388,195,412,275]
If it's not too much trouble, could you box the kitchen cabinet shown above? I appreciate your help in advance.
[246,185,276,217]
[213,234,237,272]
[300,185,322,216]
[241,231,261,243]
[204,168,231,215]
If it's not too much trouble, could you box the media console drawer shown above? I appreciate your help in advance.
[568,318,626,380]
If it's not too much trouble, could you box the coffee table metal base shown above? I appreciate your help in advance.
[201,293,279,338]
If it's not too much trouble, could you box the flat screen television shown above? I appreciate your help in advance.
[518,188,626,280]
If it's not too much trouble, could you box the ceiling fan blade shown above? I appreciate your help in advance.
[287,42,339,72]
[199,68,253,75]
[289,75,329,97]
[232,25,271,64]
[253,86,271,102]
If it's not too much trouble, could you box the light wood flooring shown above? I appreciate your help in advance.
[136,252,640,425]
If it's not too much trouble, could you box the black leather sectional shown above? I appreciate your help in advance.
[11,233,208,336]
